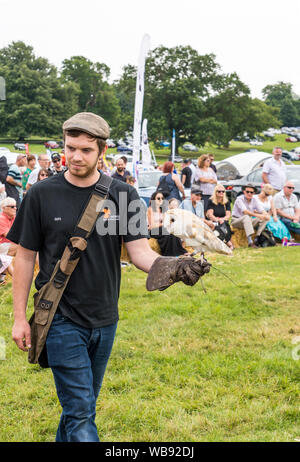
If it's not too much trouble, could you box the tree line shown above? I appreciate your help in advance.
[0,41,299,147]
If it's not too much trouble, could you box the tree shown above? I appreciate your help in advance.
[61,56,120,130]
[0,41,79,138]
[262,81,300,126]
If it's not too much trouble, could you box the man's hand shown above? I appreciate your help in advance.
[12,319,31,352]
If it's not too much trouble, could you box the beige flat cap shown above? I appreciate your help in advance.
[63,112,110,139]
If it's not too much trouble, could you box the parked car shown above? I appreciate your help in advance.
[286,137,298,143]
[291,147,300,155]
[14,143,26,150]
[168,155,183,163]
[182,143,198,152]
[137,170,189,206]
[44,140,59,149]
[117,144,133,153]
[160,141,170,147]
[281,150,299,161]
[249,139,263,146]
[107,139,116,148]
[222,165,300,202]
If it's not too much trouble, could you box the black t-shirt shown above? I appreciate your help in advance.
[7,173,148,328]
[206,199,230,218]
[181,166,192,188]
[111,170,131,182]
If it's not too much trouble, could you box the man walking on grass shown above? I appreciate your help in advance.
[9,112,210,442]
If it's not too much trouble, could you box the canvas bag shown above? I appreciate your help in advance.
[28,174,112,368]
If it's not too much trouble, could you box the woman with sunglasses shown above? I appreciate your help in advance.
[206,185,234,250]
[37,168,51,182]
[147,191,186,256]
[0,197,18,283]
[255,184,291,241]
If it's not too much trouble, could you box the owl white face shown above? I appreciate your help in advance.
[163,209,195,239]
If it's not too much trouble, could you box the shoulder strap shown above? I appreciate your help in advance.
[53,173,113,289]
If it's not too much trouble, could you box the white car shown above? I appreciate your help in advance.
[249,139,263,146]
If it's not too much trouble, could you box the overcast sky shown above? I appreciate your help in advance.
[0,0,299,99]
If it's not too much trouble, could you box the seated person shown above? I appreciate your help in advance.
[274,181,300,235]
[206,185,233,249]
[180,184,214,229]
[231,184,269,248]
[147,191,186,257]
[255,183,291,241]
[0,197,18,282]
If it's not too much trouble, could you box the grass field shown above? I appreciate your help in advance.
[1,246,300,442]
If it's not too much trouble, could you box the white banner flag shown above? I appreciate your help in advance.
[132,34,151,176]
[141,119,152,167]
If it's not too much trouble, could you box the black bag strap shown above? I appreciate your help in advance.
[53,173,113,288]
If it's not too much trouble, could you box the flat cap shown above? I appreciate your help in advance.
[191,184,202,195]
[63,112,110,140]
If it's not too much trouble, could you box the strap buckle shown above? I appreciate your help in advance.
[94,182,109,197]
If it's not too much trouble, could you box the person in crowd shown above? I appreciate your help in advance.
[208,154,217,173]
[180,159,192,189]
[157,161,185,202]
[22,155,37,191]
[194,154,217,211]
[168,198,180,210]
[187,158,196,184]
[262,147,286,193]
[5,154,27,207]
[206,185,233,249]
[231,184,269,247]
[0,181,6,205]
[111,158,130,183]
[126,176,135,187]
[51,153,67,175]
[255,183,291,241]
[274,181,300,236]
[180,185,215,229]
[37,168,51,182]
[147,191,186,256]
[26,153,51,189]
[0,197,18,283]
[97,157,111,175]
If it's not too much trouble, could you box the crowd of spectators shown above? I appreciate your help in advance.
[1,146,299,283]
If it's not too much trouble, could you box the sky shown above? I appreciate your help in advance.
[0,0,299,99]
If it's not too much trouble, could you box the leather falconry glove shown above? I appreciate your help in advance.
[146,256,211,291]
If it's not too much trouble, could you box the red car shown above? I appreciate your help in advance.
[44,140,59,149]
[285,137,298,143]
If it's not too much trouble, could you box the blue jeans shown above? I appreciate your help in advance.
[280,217,300,236]
[46,312,117,442]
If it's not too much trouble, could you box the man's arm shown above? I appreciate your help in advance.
[262,172,269,184]
[6,175,22,188]
[125,238,159,273]
[12,246,37,352]
[276,208,294,220]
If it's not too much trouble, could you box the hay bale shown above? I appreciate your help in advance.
[231,227,250,248]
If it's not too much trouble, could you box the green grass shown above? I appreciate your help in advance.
[1,246,300,442]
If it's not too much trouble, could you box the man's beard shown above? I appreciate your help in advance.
[117,168,124,173]
[68,159,98,178]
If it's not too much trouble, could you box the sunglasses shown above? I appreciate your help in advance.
[286,186,295,190]
[156,197,164,200]
[53,159,60,163]
[6,205,17,208]
[245,190,254,194]
[216,190,225,193]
